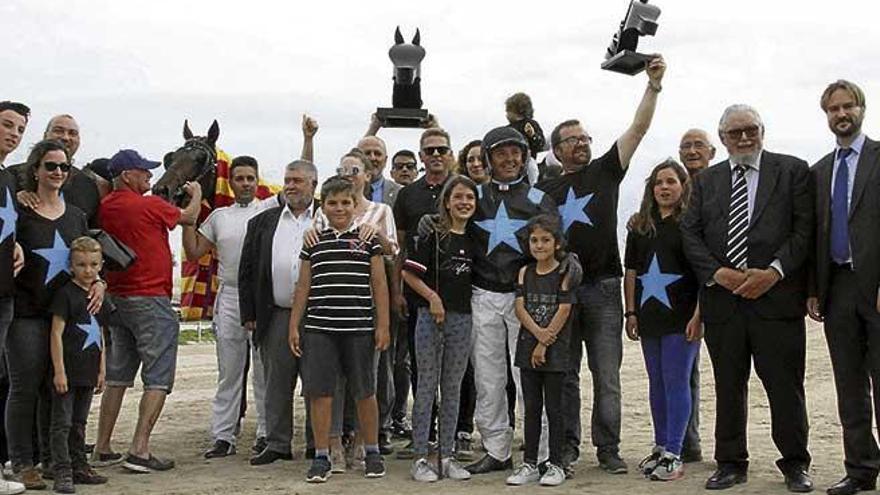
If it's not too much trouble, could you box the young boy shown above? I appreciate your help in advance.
[288,178,390,483]
[48,237,111,493]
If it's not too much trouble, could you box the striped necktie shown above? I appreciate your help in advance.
[727,164,749,269]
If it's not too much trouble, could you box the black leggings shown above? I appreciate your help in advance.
[521,369,564,465]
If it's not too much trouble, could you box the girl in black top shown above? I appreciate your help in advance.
[508,214,573,487]
[402,175,478,482]
[6,140,100,486]
[623,159,700,482]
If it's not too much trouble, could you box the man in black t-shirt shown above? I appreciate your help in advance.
[536,55,666,475]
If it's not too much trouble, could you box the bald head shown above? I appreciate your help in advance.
[358,136,388,181]
[678,128,715,176]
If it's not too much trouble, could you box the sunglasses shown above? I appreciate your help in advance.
[723,125,760,141]
[42,161,71,172]
[392,162,418,171]
[336,165,362,177]
[422,146,450,156]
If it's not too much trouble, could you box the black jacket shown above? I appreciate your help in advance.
[680,150,813,323]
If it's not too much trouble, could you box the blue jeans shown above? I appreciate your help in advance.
[561,277,623,460]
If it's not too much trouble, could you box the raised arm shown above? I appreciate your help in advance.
[616,55,667,170]
[177,181,203,226]
[301,114,318,162]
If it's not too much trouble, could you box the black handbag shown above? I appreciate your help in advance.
[88,229,137,271]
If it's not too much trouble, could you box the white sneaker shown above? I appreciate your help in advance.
[411,458,438,482]
[638,446,665,476]
[650,453,684,481]
[506,463,540,485]
[441,457,471,480]
[539,463,566,486]
[0,479,25,495]
[330,448,346,474]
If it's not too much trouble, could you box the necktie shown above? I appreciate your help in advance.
[830,148,853,263]
[727,164,749,269]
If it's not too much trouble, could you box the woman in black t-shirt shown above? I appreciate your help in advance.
[623,160,700,482]
[402,176,477,482]
[6,140,96,487]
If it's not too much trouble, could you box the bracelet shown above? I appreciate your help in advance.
[624,310,637,318]
[647,81,662,93]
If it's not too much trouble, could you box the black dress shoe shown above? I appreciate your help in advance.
[249,448,293,466]
[785,469,814,493]
[827,476,876,495]
[465,454,513,475]
[706,468,748,490]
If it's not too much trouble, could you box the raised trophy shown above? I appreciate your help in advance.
[601,0,661,75]
[376,27,430,128]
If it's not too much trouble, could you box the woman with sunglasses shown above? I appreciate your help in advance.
[306,148,399,471]
[6,139,100,489]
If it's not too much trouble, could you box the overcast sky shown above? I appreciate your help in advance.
[4,0,879,224]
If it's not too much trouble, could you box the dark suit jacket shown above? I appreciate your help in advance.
[680,150,813,323]
[809,136,880,313]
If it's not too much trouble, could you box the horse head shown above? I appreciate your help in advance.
[152,119,219,208]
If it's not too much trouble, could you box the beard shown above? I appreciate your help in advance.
[831,116,862,138]
[729,150,760,166]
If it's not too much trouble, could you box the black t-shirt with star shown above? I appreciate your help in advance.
[537,143,625,283]
[49,281,112,387]
[469,178,558,293]
[403,231,475,314]
[15,205,88,318]
[0,169,19,298]
[624,215,699,337]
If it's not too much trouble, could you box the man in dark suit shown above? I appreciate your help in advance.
[807,80,880,495]
[681,104,814,492]
[239,160,317,465]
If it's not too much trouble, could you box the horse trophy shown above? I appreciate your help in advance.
[601,0,661,75]
[376,26,430,128]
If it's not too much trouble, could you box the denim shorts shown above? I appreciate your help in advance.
[105,296,179,393]
[301,331,375,400]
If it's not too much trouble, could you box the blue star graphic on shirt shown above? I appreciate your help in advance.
[475,201,528,254]
[77,314,102,351]
[638,254,682,309]
[33,231,70,284]
[558,187,594,231]
[0,187,17,244]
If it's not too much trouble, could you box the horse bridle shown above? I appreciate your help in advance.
[170,138,216,204]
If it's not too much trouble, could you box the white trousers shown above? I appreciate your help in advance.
[471,287,548,462]
[210,286,267,444]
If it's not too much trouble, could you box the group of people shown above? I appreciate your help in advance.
[0,53,878,495]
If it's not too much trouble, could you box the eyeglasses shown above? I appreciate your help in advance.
[679,141,709,151]
[723,125,760,141]
[336,165,362,177]
[558,135,592,146]
[42,161,71,172]
[392,162,418,171]
[422,146,450,156]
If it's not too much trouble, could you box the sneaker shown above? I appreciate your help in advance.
[378,434,394,455]
[330,448,346,474]
[306,457,331,483]
[251,437,268,456]
[650,454,684,481]
[204,439,236,459]
[391,418,412,439]
[122,453,175,473]
[540,463,566,487]
[52,470,74,494]
[598,452,628,474]
[71,466,107,485]
[411,458,438,483]
[352,444,366,470]
[441,457,471,481]
[638,446,665,476]
[0,479,25,495]
[396,440,415,460]
[14,467,46,490]
[454,432,474,462]
[506,463,540,485]
[89,451,124,468]
[364,452,385,478]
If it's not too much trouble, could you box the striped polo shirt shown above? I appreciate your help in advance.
[300,226,382,334]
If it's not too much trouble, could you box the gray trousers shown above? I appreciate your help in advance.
[258,308,298,455]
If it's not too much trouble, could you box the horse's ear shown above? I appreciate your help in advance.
[412,28,420,46]
[162,151,174,170]
[183,120,194,140]
[207,120,220,147]
[394,26,404,45]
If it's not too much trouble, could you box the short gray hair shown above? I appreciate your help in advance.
[286,159,318,181]
[718,104,763,133]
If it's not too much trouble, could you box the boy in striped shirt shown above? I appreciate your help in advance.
[289,178,390,483]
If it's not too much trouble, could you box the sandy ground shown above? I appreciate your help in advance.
[80,319,849,494]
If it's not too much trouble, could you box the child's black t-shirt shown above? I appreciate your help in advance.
[514,263,574,372]
[403,231,475,314]
[49,281,113,387]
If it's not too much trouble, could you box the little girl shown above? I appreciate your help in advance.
[623,159,701,482]
[507,214,572,487]
[402,175,478,483]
